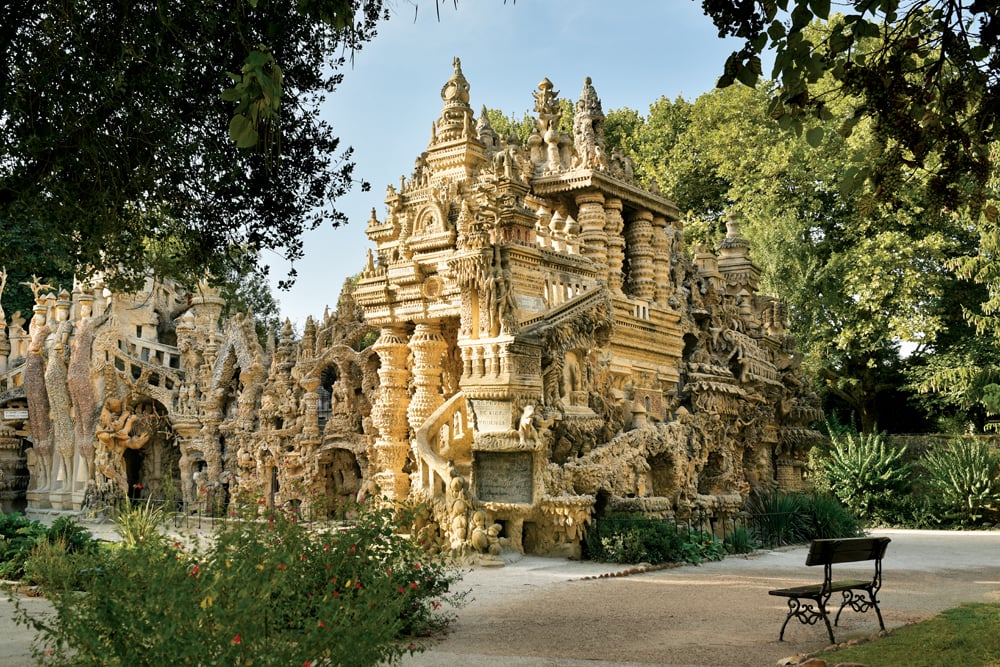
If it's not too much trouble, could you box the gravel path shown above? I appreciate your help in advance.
[401,529,1000,667]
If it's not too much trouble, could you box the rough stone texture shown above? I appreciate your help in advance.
[0,61,821,553]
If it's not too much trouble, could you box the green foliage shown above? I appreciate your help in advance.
[920,439,1000,524]
[114,498,168,549]
[17,506,464,666]
[0,514,99,582]
[1,0,388,293]
[45,517,100,557]
[702,2,999,221]
[723,526,757,555]
[585,515,683,565]
[745,490,862,546]
[745,490,809,547]
[0,513,48,580]
[803,492,864,540]
[679,531,727,565]
[822,430,913,520]
[22,538,106,589]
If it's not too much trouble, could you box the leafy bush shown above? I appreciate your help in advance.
[920,439,1000,525]
[679,531,726,565]
[18,505,464,666]
[822,430,912,520]
[0,513,47,580]
[22,538,105,589]
[45,516,100,555]
[585,514,683,564]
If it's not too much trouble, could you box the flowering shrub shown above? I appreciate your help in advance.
[17,505,464,666]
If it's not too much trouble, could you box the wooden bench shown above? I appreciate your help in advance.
[768,536,890,643]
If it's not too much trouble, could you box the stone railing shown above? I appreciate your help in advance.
[118,335,183,370]
[109,338,185,405]
[413,391,473,499]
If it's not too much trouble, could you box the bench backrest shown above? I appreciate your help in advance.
[804,537,890,567]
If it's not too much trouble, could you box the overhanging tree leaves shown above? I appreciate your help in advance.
[1,0,386,293]
[701,0,999,215]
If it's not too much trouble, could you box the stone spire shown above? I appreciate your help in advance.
[476,104,498,150]
[574,76,607,169]
[433,56,474,144]
[716,212,760,292]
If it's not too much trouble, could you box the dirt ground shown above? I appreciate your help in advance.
[400,529,1000,667]
[3,529,999,667]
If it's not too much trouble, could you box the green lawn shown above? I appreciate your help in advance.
[819,603,1000,666]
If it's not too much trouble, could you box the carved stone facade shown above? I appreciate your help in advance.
[0,61,822,556]
[353,61,823,557]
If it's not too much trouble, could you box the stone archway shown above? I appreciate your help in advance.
[95,396,179,503]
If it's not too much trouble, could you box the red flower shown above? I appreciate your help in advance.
[303,661,311,667]
[133,482,143,490]
[277,563,286,571]
[189,564,200,577]
[398,586,405,594]
[317,620,325,628]
[410,582,418,589]
[232,634,241,645]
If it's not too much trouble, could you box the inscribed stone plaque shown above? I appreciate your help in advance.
[469,399,511,433]
[474,451,533,504]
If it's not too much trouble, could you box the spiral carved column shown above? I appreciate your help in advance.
[651,214,672,305]
[624,209,655,301]
[371,326,412,500]
[407,322,448,432]
[576,191,608,277]
[604,197,625,294]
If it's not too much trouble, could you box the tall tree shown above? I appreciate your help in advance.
[1,0,386,294]
[701,0,999,217]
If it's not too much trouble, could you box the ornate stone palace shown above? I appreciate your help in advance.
[0,60,823,556]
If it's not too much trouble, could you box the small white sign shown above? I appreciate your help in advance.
[3,409,28,420]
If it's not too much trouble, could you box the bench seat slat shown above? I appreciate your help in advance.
[769,579,871,598]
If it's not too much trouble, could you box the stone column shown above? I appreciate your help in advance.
[651,214,671,305]
[407,322,448,431]
[604,198,625,294]
[299,376,321,444]
[624,209,655,301]
[576,191,608,276]
[371,326,412,500]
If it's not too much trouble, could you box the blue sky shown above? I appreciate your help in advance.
[267,1,749,325]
